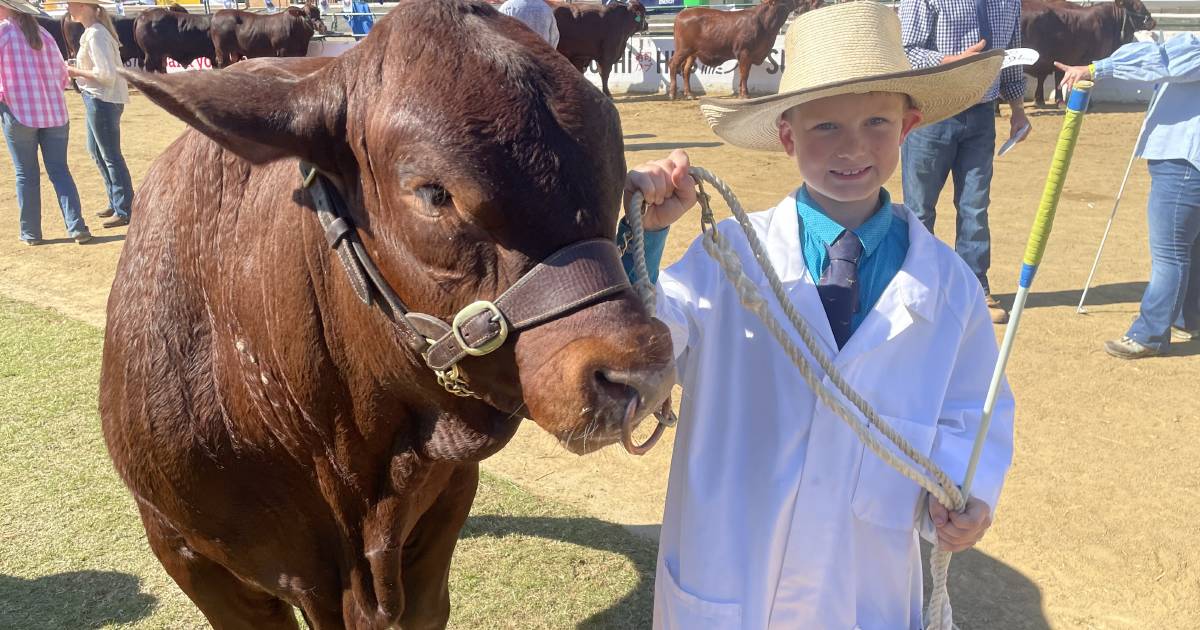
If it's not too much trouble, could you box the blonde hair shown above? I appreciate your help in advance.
[94,6,120,41]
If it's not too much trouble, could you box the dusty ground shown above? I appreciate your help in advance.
[2,94,1197,629]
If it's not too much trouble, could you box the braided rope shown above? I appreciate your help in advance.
[628,167,964,630]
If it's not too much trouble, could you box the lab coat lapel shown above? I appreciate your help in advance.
[760,191,840,356]
[838,206,941,360]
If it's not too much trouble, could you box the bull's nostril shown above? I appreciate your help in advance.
[594,369,641,407]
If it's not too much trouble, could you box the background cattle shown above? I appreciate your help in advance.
[104,0,673,626]
[34,16,70,59]
[1021,0,1156,106]
[61,14,146,67]
[668,0,820,100]
[554,0,648,97]
[134,7,215,73]
[209,6,322,67]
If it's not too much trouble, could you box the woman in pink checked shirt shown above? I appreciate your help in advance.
[0,0,91,245]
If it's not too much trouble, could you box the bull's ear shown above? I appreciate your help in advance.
[121,66,345,171]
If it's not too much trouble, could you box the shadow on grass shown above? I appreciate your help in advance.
[0,571,156,629]
[994,280,1146,310]
[461,515,655,629]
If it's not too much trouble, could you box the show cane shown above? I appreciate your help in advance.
[964,81,1094,503]
[928,82,1094,630]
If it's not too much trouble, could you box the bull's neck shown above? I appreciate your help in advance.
[755,3,792,33]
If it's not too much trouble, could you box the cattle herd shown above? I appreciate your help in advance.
[34,0,1160,104]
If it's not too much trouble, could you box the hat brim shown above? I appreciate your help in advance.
[699,50,1006,152]
[0,0,47,15]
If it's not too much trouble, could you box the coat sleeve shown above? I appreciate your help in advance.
[654,232,719,369]
[1093,34,1200,85]
[927,282,1015,516]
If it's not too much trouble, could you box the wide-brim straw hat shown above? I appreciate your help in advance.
[63,0,105,6]
[0,0,46,15]
[700,0,1005,152]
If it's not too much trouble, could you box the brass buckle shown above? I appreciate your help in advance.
[451,300,508,357]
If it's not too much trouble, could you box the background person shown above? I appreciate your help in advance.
[66,0,133,229]
[0,0,91,245]
[1059,35,1200,359]
[497,0,558,48]
[899,0,1031,324]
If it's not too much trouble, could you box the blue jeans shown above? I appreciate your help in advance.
[82,94,134,219]
[0,102,88,241]
[901,101,996,291]
[1126,159,1200,350]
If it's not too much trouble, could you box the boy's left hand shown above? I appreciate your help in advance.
[928,495,993,552]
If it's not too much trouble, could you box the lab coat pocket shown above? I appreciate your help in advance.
[655,566,743,630]
[851,415,937,531]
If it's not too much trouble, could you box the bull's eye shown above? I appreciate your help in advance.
[417,184,452,208]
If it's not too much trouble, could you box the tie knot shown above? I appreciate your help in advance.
[828,231,863,264]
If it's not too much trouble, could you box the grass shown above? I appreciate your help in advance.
[0,297,656,629]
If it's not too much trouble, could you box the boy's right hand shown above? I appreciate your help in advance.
[623,149,699,232]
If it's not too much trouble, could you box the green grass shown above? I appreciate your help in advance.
[0,298,656,629]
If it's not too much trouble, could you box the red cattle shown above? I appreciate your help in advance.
[104,0,674,627]
[668,0,820,100]
[554,0,648,97]
[134,7,215,72]
[1021,0,1156,106]
[210,6,321,67]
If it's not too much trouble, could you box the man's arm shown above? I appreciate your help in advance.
[900,0,944,68]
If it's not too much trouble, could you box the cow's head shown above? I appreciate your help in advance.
[123,0,674,456]
[1116,0,1155,33]
[299,0,329,34]
[629,0,648,33]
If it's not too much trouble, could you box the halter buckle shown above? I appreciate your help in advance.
[451,300,509,357]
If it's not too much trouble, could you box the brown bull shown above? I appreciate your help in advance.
[1021,0,1156,106]
[134,7,215,72]
[210,6,321,67]
[668,0,820,100]
[104,0,674,627]
[554,0,648,97]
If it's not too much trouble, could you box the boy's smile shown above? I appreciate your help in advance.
[778,92,923,227]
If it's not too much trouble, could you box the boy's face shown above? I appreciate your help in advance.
[777,92,923,208]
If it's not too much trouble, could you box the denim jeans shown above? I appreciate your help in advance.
[1126,159,1200,350]
[82,94,134,219]
[0,102,88,241]
[901,101,996,291]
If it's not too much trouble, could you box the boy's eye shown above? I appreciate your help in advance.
[868,117,891,126]
[813,122,838,131]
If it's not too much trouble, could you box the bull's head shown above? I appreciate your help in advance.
[629,0,648,33]
[1116,0,1156,33]
[122,0,674,456]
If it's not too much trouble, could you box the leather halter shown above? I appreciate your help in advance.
[299,162,634,398]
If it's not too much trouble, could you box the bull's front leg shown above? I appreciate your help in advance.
[737,59,751,99]
[600,62,613,98]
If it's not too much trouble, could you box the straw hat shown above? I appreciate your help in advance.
[700,1,1005,152]
[0,0,45,15]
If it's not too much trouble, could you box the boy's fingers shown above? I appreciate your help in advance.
[928,497,949,526]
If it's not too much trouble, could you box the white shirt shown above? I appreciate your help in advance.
[76,24,128,104]
[652,192,1015,629]
[497,0,559,48]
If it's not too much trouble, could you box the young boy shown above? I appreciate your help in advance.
[619,3,1016,628]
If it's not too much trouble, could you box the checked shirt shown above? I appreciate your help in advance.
[0,19,70,128]
[900,0,1026,103]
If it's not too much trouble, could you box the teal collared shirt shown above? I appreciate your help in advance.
[797,186,909,333]
[617,186,910,335]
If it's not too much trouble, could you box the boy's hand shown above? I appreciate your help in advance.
[928,495,993,552]
[623,149,699,232]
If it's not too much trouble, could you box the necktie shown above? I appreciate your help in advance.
[976,0,993,49]
[817,231,863,349]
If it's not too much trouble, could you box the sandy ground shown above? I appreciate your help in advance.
[2,93,1197,629]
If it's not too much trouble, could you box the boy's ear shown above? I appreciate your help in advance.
[899,107,925,143]
[777,113,798,157]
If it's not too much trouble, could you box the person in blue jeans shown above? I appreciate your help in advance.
[66,0,133,228]
[0,0,91,245]
[900,0,1032,324]
[1059,35,1200,359]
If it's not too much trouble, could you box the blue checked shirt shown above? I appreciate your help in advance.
[900,0,1026,103]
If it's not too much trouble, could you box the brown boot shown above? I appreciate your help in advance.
[984,293,1009,324]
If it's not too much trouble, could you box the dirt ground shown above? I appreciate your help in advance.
[2,94,1197,629]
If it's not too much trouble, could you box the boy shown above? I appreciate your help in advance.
[618,3,1016,628]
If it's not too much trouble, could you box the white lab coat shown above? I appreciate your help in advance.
[652,192,1015,630]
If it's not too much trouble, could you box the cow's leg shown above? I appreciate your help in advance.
[397,464,479,630]
[737,59,751,99]
[682,55,697,100]
[145,54,164,73]
[1054,68,1065,106]
[667,53,680,100]
[138,506,301,630]
[600,63,613,98]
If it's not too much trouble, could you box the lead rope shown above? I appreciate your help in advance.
[629,167,964,630]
